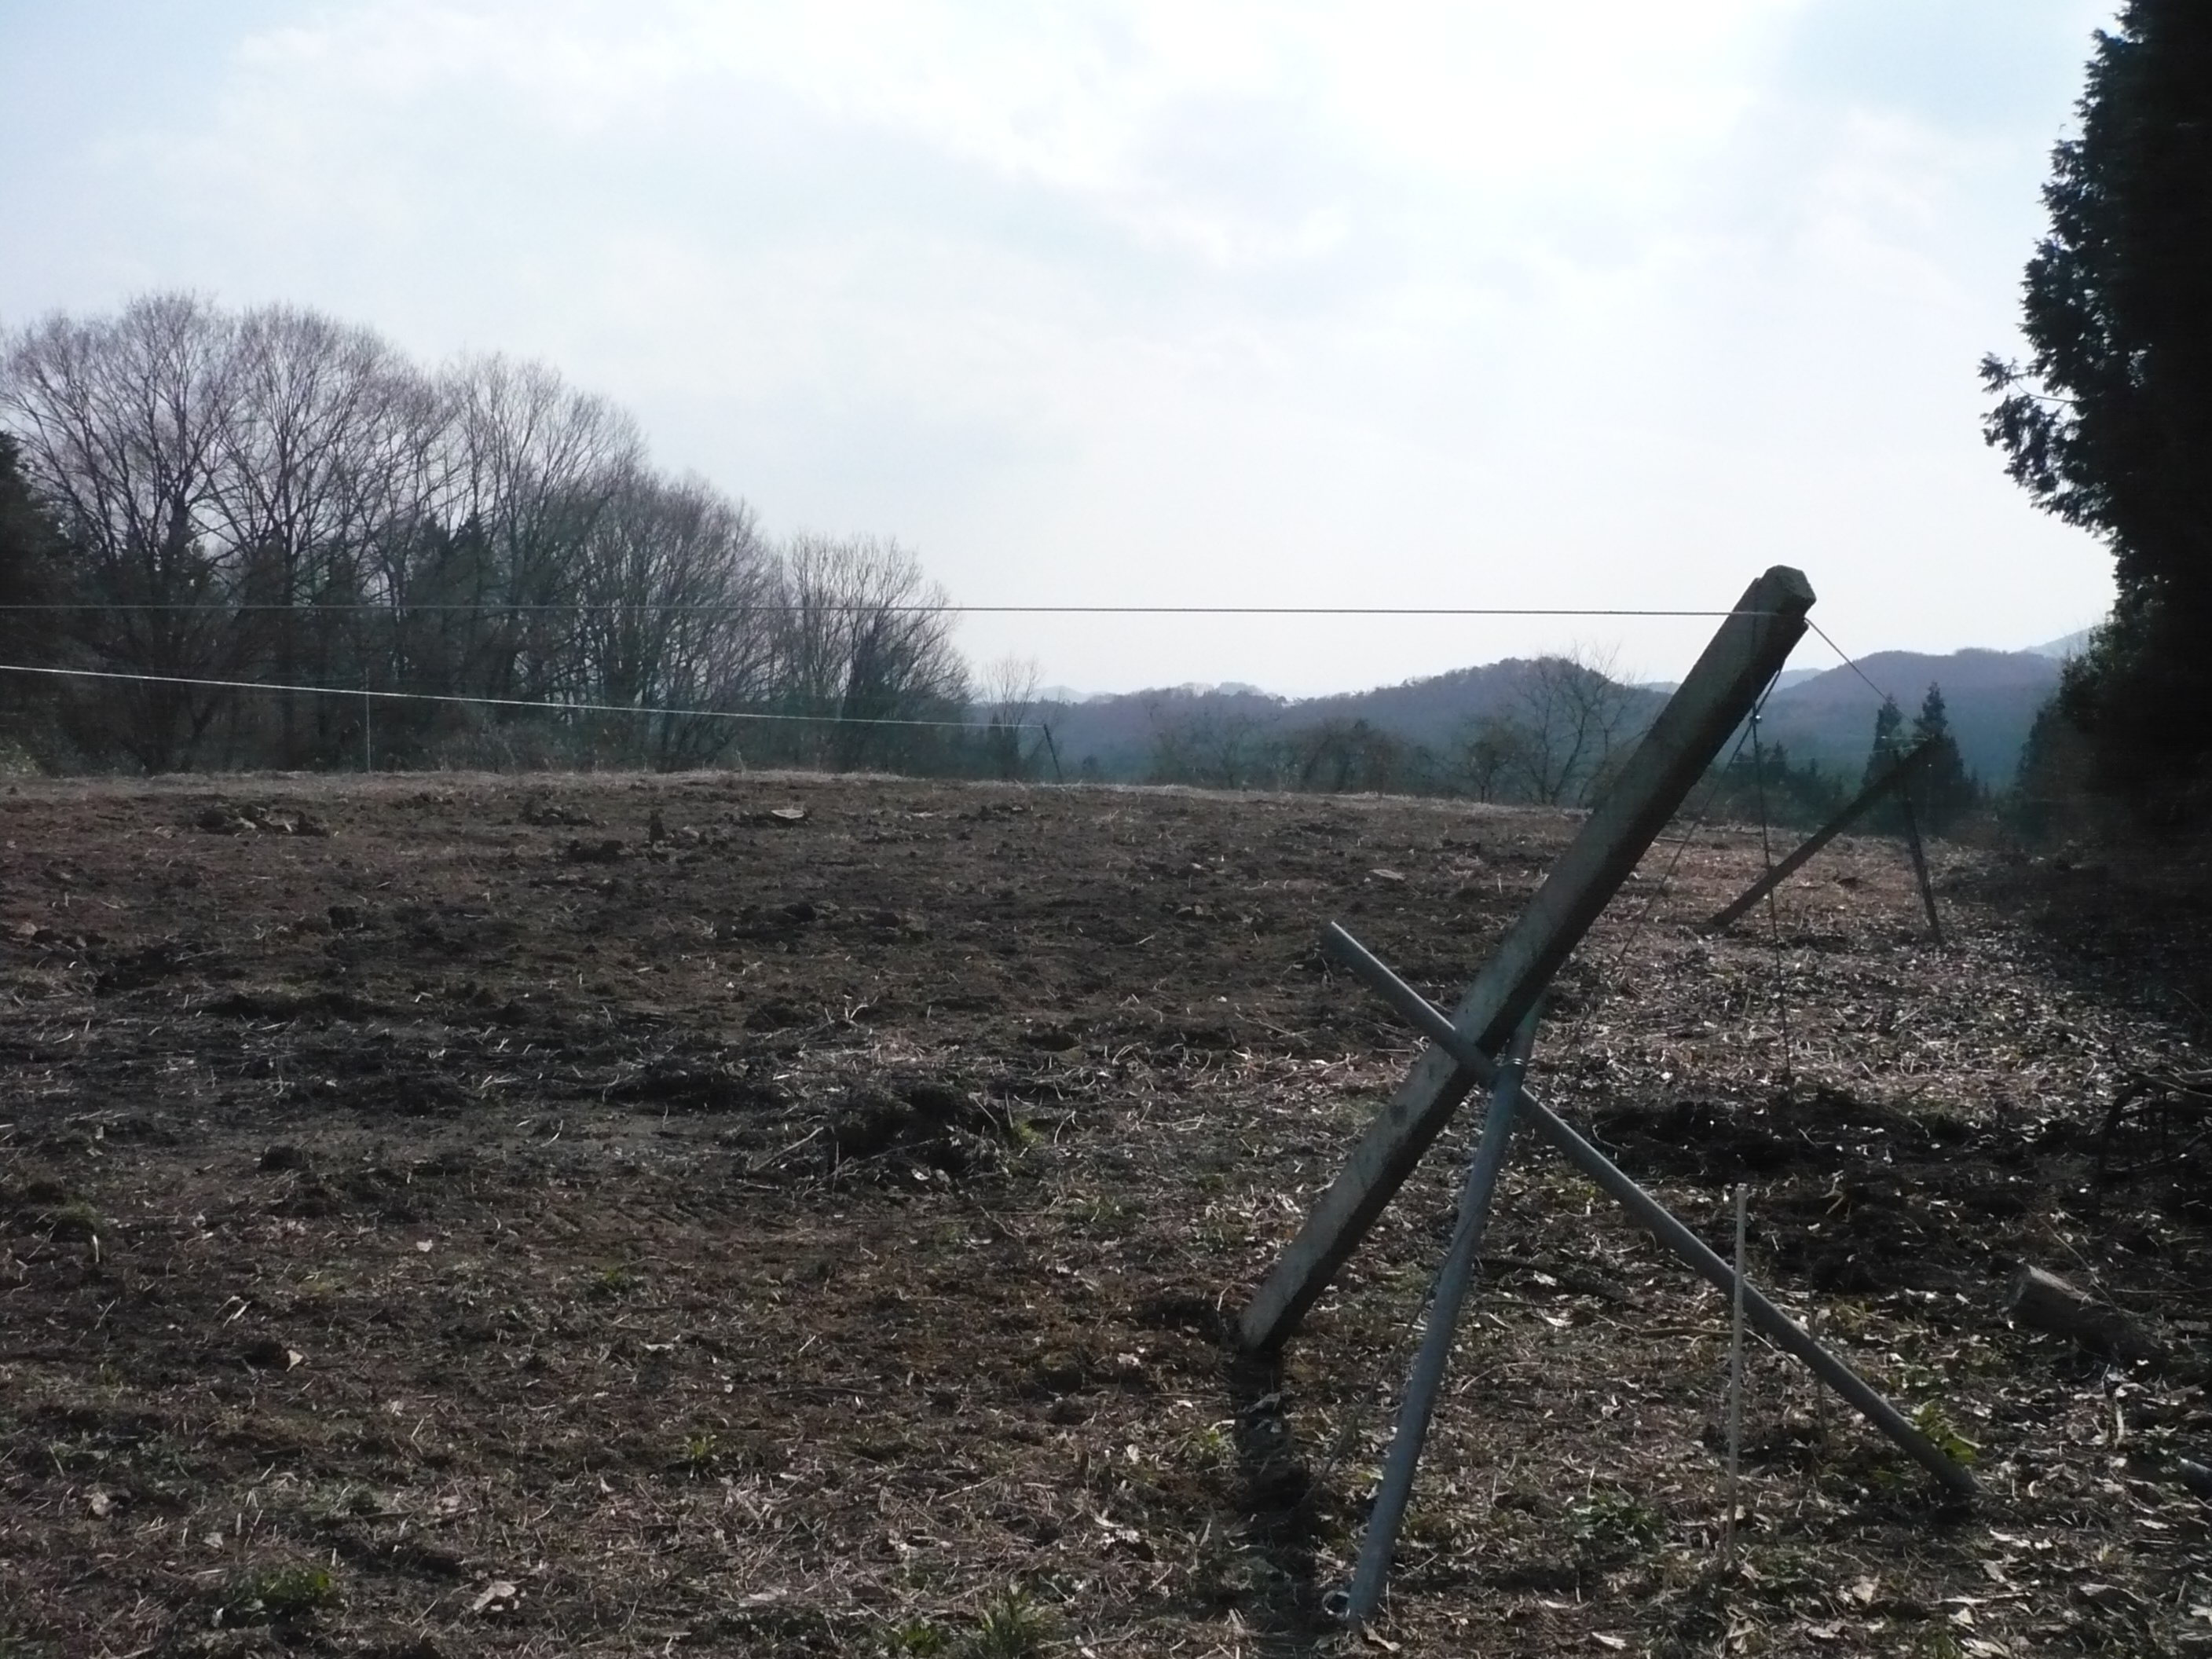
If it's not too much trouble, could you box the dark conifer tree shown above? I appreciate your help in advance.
[1909,683,1981,833]
[1860,695,1909,833]
[1981,1,2212,815]
[0,432,64,741]
[1862,695,1906,780]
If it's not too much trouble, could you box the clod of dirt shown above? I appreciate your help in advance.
[8,1175,71,1208]
[2009,1264,2165,1362]
[193,806,259,835]
[521,800,595,827]
[93,937,221,994]
[825,1079,1008,1177]
[203,987,381,1022]
[192,802,329,837]
[609,1059,786,1114]
[742,1000,816,1032]
[284,1064,471,1119]
[714,902,839,943]
[237,1335,303,1371]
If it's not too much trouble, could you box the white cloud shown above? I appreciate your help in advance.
[0,0,2119,693]
[206,0,1796,268]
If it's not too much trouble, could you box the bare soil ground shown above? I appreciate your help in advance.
[1,771,2207,1658]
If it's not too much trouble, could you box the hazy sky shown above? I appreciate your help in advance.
[0,1,2118,695]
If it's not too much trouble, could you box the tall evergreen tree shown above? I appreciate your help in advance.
[0,432,64,739]
[0,432,53,599]
[1862,694,1906,780]
[1909,683,1980,833]
[2012,695,2100,840]
[1861,695,1908,833]
[1980,2,2212,815]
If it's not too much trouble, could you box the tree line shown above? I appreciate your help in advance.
[1983,0,2211,825]
[1143,657,1988,837]
[0,294,980,775]
[1142,650,1654,806]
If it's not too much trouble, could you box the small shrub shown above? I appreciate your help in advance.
[42,1201,101,1242]
[1174,1421,1233,1473]
[1566,1489,1663,1562]
[586,1265,637,1299]
[679,1430,720,1473]
[1910,1401,1978,1467]
[886,1619,949,1654]
[218,1564,336,1624]
[961,1588,1056,1657]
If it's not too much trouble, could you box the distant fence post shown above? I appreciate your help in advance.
[1704,740,1936,932]
[1899,798,1946,946]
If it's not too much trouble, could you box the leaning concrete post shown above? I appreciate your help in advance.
[1236,566,1816,1353]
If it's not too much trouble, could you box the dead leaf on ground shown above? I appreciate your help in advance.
[471,1580,520,1615]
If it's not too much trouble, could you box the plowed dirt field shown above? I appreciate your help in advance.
[2,771,2207,1657]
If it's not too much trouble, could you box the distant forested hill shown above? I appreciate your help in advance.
[1036,660,1667,789]
[1035,647,2060,792]
[1758,650,2062,784]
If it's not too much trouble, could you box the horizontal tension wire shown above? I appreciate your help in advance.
[0,602,1770,617]
[0,661,1036,732]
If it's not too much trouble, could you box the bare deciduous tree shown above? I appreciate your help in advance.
[574,468,775,767]
[1500,646,1645,806]
[0,294,986,778]
[1286,718,1401,793]
[446,353,643,707]
[1147,704,1280,789]
[979,654,1042,779]
[1,294,243,767]
[211,305,413,763]
[771,533,969,772]
[1448,713,1525,802]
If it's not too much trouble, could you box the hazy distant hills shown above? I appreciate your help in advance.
[1035,661,1672,781]
[1033,642,2075,787]
[1035,683,1313,779]
[1758,649,2063,783]
[2027,628,2093,660]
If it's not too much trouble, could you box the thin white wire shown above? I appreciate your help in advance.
[0,602,1768,617]
[0,661,1037,732]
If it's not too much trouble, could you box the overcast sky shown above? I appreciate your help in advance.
[0,0,2118,696]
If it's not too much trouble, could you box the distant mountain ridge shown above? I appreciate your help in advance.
[1757,649,2061,783]
[1031,644,2065,787]
[2027,628,2094,660]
